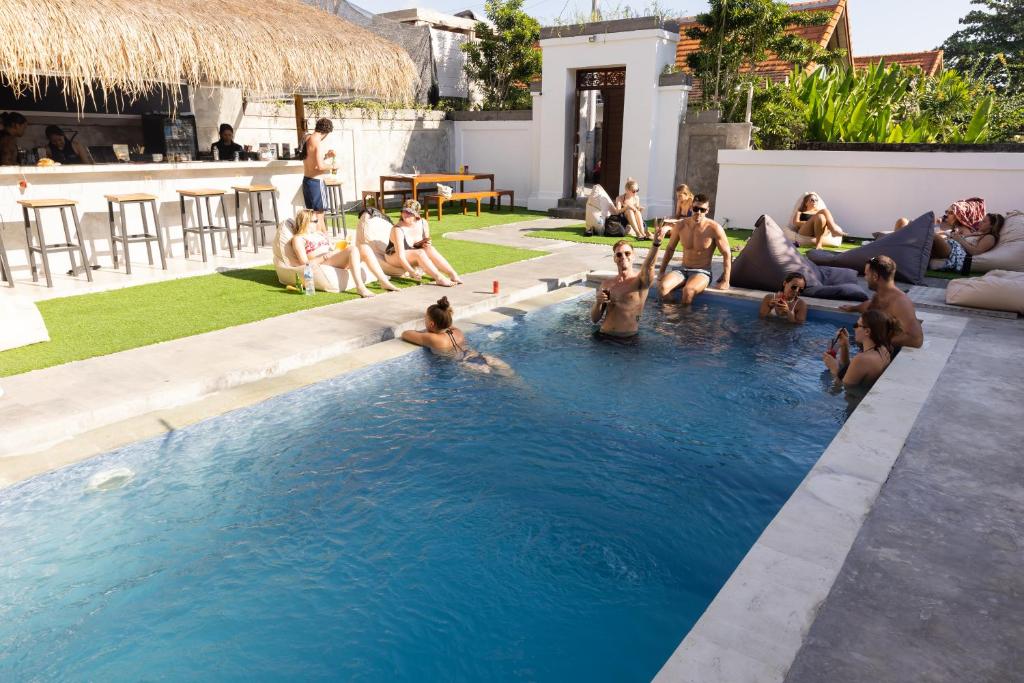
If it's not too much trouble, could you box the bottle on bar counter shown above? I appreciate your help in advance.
[212,145,219,161]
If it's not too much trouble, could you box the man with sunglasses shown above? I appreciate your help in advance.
[591,223,665,339]
[657,193,731,304]
[839,255,923,349]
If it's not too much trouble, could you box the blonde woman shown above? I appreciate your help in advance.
[791,192,846,249]
[613,178,652,240]
[290,209,374,298]
[384,199,463,287]
[663,184,695,236]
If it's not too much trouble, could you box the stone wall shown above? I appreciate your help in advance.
[675,110,752,216]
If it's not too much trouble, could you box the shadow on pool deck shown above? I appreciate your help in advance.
[785,316,1024,682]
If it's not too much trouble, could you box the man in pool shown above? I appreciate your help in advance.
[656,193,731,304]
[590,223,664,339]
[839,254,924,349]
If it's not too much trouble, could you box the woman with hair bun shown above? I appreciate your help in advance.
[822,309,898,388]
[401,296,513,375]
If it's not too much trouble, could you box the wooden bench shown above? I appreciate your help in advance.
[362,186,441,211]
[424,189,514,220]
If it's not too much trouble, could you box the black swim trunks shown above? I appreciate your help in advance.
[593,329,639,345]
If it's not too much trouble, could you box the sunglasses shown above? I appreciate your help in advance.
[787,284,804,292]
[614,251,632,258]
[854,322,865,329]
[692,206,709,213]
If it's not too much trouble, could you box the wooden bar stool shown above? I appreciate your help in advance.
[177,189,234,262]
[232,184,279,254]
[0,227,13,288]
[18,198,93,288]
[105,193,167,274]
[323,177,348,238]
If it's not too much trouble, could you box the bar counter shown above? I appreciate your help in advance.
[1,160,305,277]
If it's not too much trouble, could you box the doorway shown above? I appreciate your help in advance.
[573,67,625,199]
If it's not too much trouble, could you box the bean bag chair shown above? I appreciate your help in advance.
[273,219,373,292]
[731,215,868,301]
[945,270,1024,314]
[357,210,413,278]
[807,212,935,285]
[972,210,1024,273]
[586,184,615,235]
[0,297,49,351]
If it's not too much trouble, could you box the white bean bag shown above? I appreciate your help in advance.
[783,225,843,249]
[0,296,49,352]
[273,220,373,292]
[586,184,615,235]
[972,211,1024,273]
[945,270,1024,314]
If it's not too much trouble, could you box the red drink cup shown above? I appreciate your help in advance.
[492,280,500,294]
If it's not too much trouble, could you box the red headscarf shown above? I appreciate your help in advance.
[948,197,986,232]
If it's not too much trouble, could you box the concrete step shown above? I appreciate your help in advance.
[547,207,586,220]
[557,196,588,208]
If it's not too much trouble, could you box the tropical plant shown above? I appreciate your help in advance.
[685,0,841,109]
[462,0,542,110]
[788,63,996,144]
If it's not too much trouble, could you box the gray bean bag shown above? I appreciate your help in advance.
[807,212,935,285]
[732,215,869,301]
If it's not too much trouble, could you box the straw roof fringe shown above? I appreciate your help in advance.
[0,0,418,108]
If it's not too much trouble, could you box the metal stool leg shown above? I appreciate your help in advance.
[34,208,53,288]
[149,200,168,270]
[234,190,243,250]
[59,206,78,277]
[108,200,119,268]
[194,198,208,262]
[249,192,259,253]
[139,203,154,266]
[338,185,347,238]
[256,193,266,247]
[221,196,235,257]
[117,201,131,274]
[269,191,281,241]
[180,195,190,259]
[71,206,93,282]
[23,206,38,283]
[0,229,13,287]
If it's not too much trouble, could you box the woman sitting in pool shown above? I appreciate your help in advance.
[790,192,846,249]
[401,297,514,376]
[290,208,374,298]
[822,309,897,388]
[759,272,808,324]
[384,199,463,287]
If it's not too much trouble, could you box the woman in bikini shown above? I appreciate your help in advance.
[612,178,652,240]
[822,309,897,388]
[290,209,374,298]
[401,297,514,376]
[384,199,462,287]
[791,192,846,249]
[759,272,808,324]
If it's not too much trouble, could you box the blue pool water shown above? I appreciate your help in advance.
[0,295,854,681]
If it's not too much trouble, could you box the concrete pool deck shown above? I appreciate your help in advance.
[1,218,1022,681]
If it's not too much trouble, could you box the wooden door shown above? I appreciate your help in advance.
[600,87,625,199]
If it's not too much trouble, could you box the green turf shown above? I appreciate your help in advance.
[0,208,547,378]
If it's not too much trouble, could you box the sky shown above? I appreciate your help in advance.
[363,0,977,55]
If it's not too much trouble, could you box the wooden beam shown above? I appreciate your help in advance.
[294,95,306,148]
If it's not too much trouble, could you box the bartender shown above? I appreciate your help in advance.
[0,112,28,165]
[45,125,93,164]
[211,123,243,160]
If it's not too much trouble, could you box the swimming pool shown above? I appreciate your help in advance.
[0,295,854,681]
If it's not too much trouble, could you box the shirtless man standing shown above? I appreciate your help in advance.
[656,193,731,304]
[840,255,924,349]
[302,117,337,223]
[591,223,665,339]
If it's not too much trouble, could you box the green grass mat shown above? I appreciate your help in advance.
[0,209,545,378]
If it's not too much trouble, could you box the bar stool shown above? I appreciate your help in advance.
[0,226,13,287]
[18,198,93,288]
[323,178,348,238]
[106,193,167,274]
[232,184,279,254]
[177,189,234,262]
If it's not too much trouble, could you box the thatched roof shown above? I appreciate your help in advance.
[0,0,418,107]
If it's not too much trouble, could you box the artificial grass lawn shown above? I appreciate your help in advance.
[0,208,548,378]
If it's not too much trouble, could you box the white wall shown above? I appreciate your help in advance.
[451,119,532,205]
[716,150,1024,237]
[529,27,682,213]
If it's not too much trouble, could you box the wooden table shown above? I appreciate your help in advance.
[379,172,496,207]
